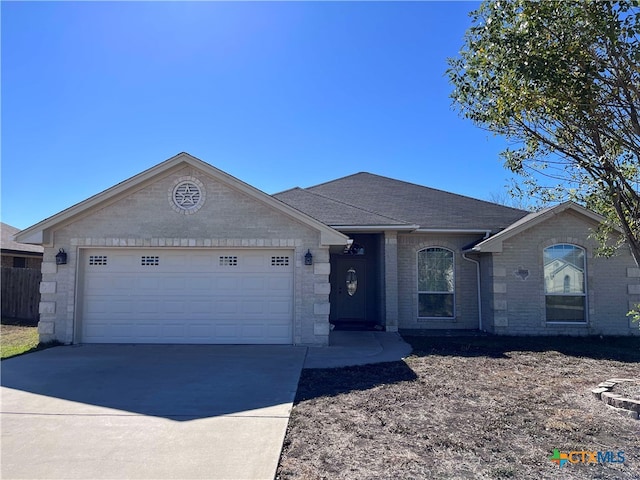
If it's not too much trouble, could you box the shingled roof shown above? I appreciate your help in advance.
[274,172,528,232]
[1,223,44,255]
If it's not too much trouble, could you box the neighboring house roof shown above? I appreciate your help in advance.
[274,172,528,232]
[15,153,348,247]
[470,201,609,253]
[1,223,44,255]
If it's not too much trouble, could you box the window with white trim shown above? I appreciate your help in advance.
[417,247,454,318]
[544,244,586,323]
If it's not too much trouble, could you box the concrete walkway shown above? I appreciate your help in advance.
[304,331,412,368]
[1,333,411,480]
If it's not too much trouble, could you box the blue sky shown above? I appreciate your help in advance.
[2,1,518,230]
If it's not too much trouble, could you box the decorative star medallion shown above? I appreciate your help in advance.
[174,182,200,206]
[170,178,205,214]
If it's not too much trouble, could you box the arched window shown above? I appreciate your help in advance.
[543,244,586,322]
[417,247,454,318]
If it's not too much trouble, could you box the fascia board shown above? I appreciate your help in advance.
[13,230,45,246]
[472,201,613,253]
[414,228,492,235]
[331,224,420,232]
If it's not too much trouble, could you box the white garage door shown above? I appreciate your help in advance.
[80,249,294,344]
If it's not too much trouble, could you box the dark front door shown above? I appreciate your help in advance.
[335,258,367,321]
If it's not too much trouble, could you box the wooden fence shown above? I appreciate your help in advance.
[1,267,41,321]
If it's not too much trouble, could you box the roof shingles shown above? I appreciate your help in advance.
[274,172,528,232]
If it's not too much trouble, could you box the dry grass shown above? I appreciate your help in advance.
[1,320,39,359]
[277,336,640,480]
[0,318,59,359]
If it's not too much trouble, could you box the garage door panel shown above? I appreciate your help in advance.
[215,301,240,314]
[136,300,160,314]
[269,301,292,315]
[188,324,213,338]
[267,276,293,293]
[266,324,292,339]
[190,300,213,314]
[162,323,186,338]
[242,277,266,292]
[85,298,110,315]
[163,300,186,314]
[81,249,293,344]
[215,324,240,339]
[138,277,161,290]
[160,276,188,291]
[241,301,265,315]
[241,324,265,339]
[187,277,215,292]
[215,277,241,291]
[134,323,161,338]
[109,255,136,268]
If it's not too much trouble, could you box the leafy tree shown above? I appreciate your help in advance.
[448,0,640,266]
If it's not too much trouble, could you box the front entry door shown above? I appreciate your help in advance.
[335,258,367,320]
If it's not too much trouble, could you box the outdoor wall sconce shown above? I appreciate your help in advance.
[304,249,313,266]
[55,248,68,265]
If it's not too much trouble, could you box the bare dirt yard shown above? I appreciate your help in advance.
[277,335,640,480]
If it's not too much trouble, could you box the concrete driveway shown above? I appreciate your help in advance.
[1,344,307,480]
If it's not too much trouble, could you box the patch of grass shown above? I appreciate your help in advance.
[1,323,40,359]
[277,335,640,480]
[0,318,61,359]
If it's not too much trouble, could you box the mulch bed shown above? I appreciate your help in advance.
[277,335,640,480]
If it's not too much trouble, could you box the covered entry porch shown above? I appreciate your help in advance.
[329,232,399,332]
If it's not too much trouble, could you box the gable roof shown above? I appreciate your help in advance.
[1,223,44,255]
[274,172,528,232]
[15,153,348,247]
[469,201,609,253]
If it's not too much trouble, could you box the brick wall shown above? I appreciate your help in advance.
[1,254,42,269]
[488,210,639,336]
[38,165,333,345]
[397,233,484,330]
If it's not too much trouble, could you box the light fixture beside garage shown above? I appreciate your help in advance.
[304,249,313,265]
[55,248,67,265]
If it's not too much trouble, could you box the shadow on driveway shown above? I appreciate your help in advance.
[1,344,307,421]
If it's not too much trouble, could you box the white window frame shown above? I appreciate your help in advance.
[417,247,455,319]
[543,243,588,324]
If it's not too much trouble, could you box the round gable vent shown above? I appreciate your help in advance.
[169,176,206,214]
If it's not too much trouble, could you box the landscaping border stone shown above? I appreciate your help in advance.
[591,378,640,420]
